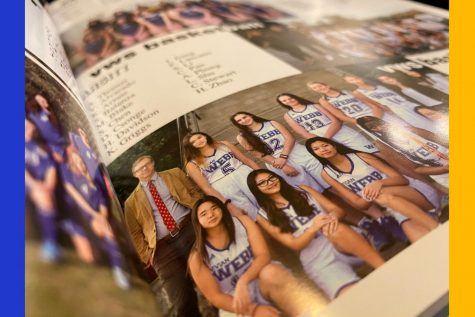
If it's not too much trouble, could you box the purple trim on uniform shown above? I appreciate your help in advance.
[288,105,308,114]
[205,148,217,158]
[205,239,231,252]
[333,278,360,299]
[205,217,247,252]
[327,154,355,175]
[325,91,343,101]
[251,121,266,133]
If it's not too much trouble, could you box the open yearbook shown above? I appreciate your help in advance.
[25,0,448,316]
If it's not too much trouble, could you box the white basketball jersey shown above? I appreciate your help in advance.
[356,85,416,109]
[324,153,387,198]
[196,146,243,184]
[356,85,437,130]
[385,133,449,167]
[280,193,325,237]
[287,104,332,134]
[426,73,449,94]
[206,218,254,295]
[325,91,374,119]
[401,87,441,107]
[253,121,285,157]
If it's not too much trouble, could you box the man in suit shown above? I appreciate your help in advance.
[124,155,202,317]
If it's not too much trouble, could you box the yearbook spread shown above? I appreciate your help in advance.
[25,0,449,316]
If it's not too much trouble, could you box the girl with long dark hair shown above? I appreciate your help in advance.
[306,80,399,126]
[303,82,438,183]
[25,93,65,163]
[357,116,448,189]
[80,20,119,67]
[305,136,440,242]
[60,146,130,289]
[25,118,61,262]
[183,132,261,219]
[230,111,329,192]
[188,196,327,316]
[277,92,378,152]
[247,169,384,300]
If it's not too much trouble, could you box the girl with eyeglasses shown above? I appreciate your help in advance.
[247,169,385,300]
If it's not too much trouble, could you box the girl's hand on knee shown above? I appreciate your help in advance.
[322,215,339,236]
[233,280,251,314]
[363,181,383,201]
[311,214,332,233]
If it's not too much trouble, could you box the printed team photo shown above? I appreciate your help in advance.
[26,0,449,316]
[55,0,291,75]
[234,10,448,72]
[105,64,448,315]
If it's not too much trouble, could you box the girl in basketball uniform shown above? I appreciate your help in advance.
[60,146,130,289]
[183,132,262,220]
[111,11,150,48]
[305,136,439,242]
[247,169,385,299]
[230,111,329,191]
[306,80,402,126]
[188,196,327,316]
[25,118,61,262]
[377,75,443,107]
[277,93,378,153]
[303,84,434,182]
[357,116,448,190]
[80,20,119,67]
[26,93,65,163]
[414,105,449,141]
[342,75,439,134]
[136,5,183,36]
[166,2,222,28]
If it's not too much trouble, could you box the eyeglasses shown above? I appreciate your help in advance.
[256,175,278,187]
[133,161,152,174]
